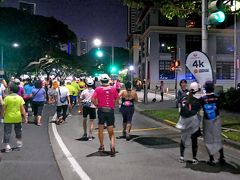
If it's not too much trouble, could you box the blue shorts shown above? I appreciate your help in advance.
[70,96,77,105]
[120,106,134,123]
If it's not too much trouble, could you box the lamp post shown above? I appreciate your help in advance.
[1,42,20,77]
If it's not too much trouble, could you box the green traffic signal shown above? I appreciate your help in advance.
[208,0,226,25]
[209,11,225,24]
[96,49,103,58]
[110,66,118,73]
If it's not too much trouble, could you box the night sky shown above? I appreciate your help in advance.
[1,0,128,48]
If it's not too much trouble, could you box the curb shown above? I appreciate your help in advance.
[136,105,240,150]
[48,115,82,180]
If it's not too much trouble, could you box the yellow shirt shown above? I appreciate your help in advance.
[71,82,80,92]
[3,94,25,123]
[79,81,86,91]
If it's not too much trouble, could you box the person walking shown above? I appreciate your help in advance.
[2,83,26,152]
[30,80,46,126]
[114,79,121,93]
[119,81,138,141]
[55,80,70,125]
[92,74,119,156]
[160,80,164,102]
[23,79,34,123]
[177,79,188,109]
[178,82,202,164]
[201,81,225,166]
[0,78,6,123]
[80,78,96,141]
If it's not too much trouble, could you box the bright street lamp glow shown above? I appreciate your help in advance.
[93,38,102,47]
[12,43,19,48]
[129,65,134,71]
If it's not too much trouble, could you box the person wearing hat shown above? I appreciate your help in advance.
[80,78,96,141]
[178,81,202,165]
[119,81,138,141]
[92,74,119,156]
[201,81,225,166]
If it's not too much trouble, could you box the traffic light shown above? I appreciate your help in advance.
[110,65,118,74]
[175,59,180,68]
[170,60,175,71]
[96,49,103,58]
[208,0,226,25]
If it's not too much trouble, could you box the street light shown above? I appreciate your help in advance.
[93,38,102,47]
[129,65,134,84]
[1,42,20,77]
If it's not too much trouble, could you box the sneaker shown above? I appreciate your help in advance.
[122,131,126,138]
[126,134,130,141]
[219,158,226,165]
[192,158,199,165]
[16,140,23,148]
[110,146,116,157]
[98,145,105,152]
[88,136,93,141]
[37,122,42,126]
[179,156,185,163]
[68,113,72,117]
[5,144,11,153]
[207,160,216,166]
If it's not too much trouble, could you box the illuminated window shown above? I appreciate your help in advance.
[159,60,175,80]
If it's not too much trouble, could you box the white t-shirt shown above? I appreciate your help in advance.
[56,86,69,106]
[0,84,6,104]
[80,88,96,108]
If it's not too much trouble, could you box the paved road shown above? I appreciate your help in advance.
[0,105,63,180]
[51,107,240,180]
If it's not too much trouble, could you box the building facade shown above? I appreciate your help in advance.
[128,7,240,90]
[19,1,36,15]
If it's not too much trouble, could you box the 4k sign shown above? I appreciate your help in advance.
[186,51,213,87]
[192,60,204,68]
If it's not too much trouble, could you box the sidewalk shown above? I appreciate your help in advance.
[134,92,240,150]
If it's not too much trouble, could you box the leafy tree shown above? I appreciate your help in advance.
[124,0,239,20]
[124,0,201,19]
[0,7,77,76]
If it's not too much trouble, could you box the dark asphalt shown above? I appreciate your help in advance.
[52,107,240,180]
[0,105,63,180]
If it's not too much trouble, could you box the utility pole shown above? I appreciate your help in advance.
[202,0,208,54]
[233,0,237,88]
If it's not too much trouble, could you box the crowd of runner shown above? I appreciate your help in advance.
[0,75,226,164]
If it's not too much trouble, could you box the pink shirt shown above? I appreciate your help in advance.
[92,86,119,109]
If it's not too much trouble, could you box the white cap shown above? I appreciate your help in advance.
[189,82,199,92]
[86,78,94,86]
[14,78,20,84]
[100,74,110,81]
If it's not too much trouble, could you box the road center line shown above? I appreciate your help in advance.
[51,115,91,180]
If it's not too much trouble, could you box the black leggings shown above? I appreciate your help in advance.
[180,128,201,158]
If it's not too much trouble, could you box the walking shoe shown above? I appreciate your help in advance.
[98,145,105,152]
[88,136,93,141]
[207,160,216,166]
[126,134,130,141]
[122,131,126,138]
[68,113,72,117]
[81,133,87,139]
[219,158,226,165]
[192,158,199,165]
[110,146,116,157]
[178,156,185,163]
[5,144,11,153]
[16,140,23,148]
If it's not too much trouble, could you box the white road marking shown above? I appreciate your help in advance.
[51,115,91,180]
